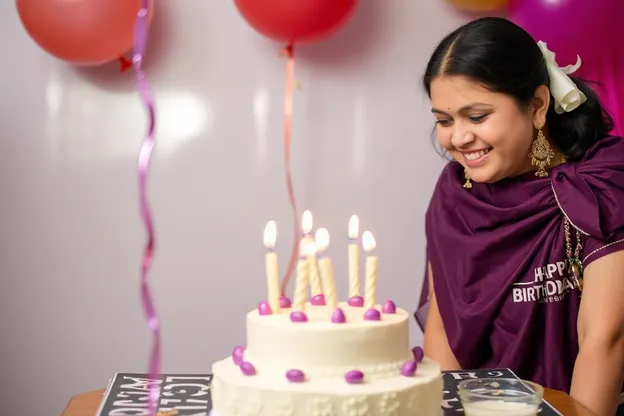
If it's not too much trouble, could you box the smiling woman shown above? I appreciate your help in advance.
[415,17,624,416]
[429,77,543,183]
[422,18,611,185]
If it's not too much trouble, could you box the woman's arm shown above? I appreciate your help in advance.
[570,250,624,416]
[423,261,462,371]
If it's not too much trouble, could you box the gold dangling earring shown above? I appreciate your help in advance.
[463,169,472,189]
[528,127,555,177]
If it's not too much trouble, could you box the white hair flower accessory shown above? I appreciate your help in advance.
[537,41,587,114]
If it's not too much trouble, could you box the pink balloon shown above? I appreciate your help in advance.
[509,0,623,63]
[509,0,624,136]
[16,0,154,66]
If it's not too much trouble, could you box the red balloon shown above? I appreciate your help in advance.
[16,0,154,66]
[234,0,358,44]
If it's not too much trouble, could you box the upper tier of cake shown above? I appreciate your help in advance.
[243,301,413,381]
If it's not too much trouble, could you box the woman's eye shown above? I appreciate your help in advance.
[469,114,488,123]
[435,119,452,127]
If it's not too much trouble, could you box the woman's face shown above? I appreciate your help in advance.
[430,75,543,183]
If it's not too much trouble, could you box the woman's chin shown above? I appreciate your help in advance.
[467,168,501,184]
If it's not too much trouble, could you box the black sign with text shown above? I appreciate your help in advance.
[442,368,562,415]
[96,370,562,415]
[96,373,212,416]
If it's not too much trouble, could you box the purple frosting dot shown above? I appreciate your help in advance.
[240,361,256,376]
[232,345,245,366]
[331,308,346,323]
[310,294,326,305]
[382,300,397,314]
[363,308,381,321]
[412,346,424,362]
[344,370,364,384]
[401,360,418,377]
[258,301,272,315]
[290,311,308,322]
[347,296,364,307]
[286,369,306,383]
[280,296,292,308]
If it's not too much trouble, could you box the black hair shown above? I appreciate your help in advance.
[422,17,614,161]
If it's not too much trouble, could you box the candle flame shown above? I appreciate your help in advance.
[315,228,330,252]
[305,240,318,256]
[302,210,313,235]
[362,231,376,252]
[300,238,317,257]
[263,220,277,249]
[348,215,359,239]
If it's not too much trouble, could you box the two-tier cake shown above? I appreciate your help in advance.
[211,214,443,415]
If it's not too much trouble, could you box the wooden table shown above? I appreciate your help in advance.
[61,387,595,416]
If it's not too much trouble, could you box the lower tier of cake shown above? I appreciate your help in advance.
[211,357,443,416]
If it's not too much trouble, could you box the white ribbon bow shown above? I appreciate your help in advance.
[537,41,587,114]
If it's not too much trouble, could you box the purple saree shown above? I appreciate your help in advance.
[417,135,624,392]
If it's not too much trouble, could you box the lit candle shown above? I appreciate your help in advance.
[293,240,312,311]
[263,220,280,314]
[315,228,337,310]
[362,231,378,310]
[308,245,323,299]
[300,210,314,255]
[348,215,361,299]
[301,210,323,300]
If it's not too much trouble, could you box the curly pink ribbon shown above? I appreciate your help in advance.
[279,44,300,296]
[132,2,160,415]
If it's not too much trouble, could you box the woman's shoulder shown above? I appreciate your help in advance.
[578,135,624,163]
[555,135,624,241]
[564,135,624,175]
[432,161,463,193]
[426,161,463,210]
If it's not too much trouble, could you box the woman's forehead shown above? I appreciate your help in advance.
[430,76,510,112]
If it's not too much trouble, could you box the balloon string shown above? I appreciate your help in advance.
[280,44,300,296]
[132,2,161,416]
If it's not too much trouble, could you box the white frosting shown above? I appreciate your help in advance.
[245,302,411,379]
[463,400,538,416]
[211,301,443,415]
[212,357,442,416]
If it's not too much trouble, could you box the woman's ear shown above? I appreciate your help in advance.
[532,85,551,128]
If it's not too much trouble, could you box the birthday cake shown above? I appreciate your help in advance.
[211,214,443,416]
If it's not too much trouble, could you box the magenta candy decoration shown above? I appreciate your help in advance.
[240,361,256,376]
[286,369,306,383]
[258,301,272,315]
[232,345,245,365]
[381,300,396,314]
[280,296,292,308]
[347,296,364,307]
[363,308,381,321]
[290,311,308,322]
[412,346,424,363]
[331,308,346,323]
[344,370,364,384]
[401,360,418,377]
[311,294,326,305]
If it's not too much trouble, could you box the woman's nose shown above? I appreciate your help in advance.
[451,127,476,149]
